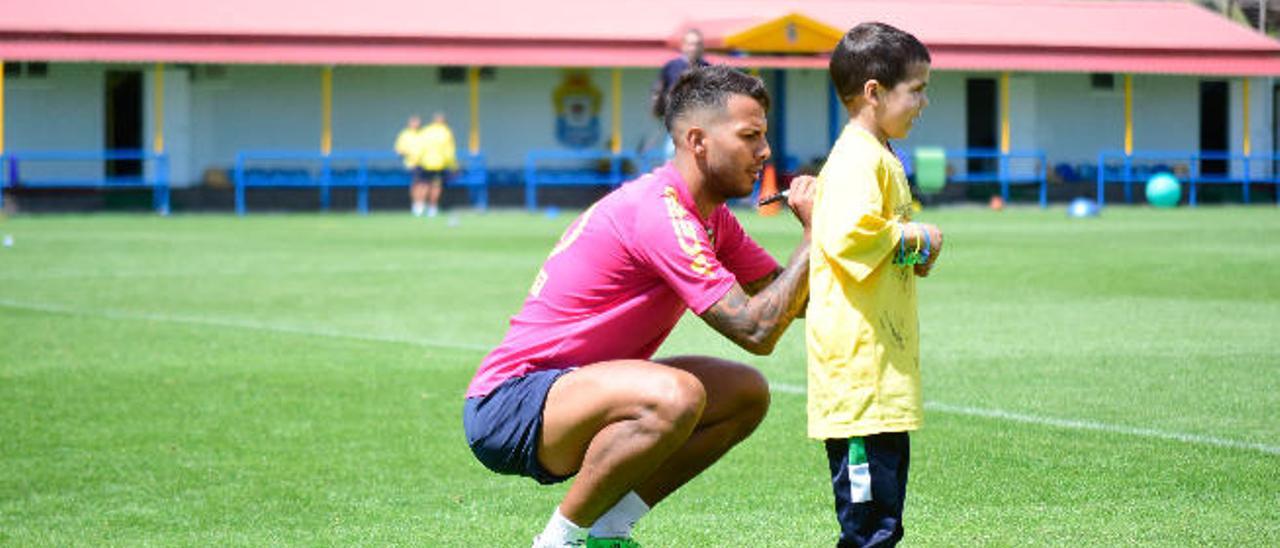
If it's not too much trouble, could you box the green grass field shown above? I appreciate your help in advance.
[1,206,1277,546]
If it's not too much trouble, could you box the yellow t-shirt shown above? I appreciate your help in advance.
[806,123,921,439]
[418,122,459,171]
[395,127,424,169]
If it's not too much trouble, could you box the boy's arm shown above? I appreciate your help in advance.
[814,160,902,282]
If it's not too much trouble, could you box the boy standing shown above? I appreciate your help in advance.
[807,22,943,547]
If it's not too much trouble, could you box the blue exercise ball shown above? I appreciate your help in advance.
[1067,197,1100,218]
[1145,172,1181,208]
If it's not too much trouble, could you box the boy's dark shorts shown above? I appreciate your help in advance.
[462,368,575,485]
[826,432,911,547]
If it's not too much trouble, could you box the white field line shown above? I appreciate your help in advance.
[769,382,1280,456]
[0,298,491,353]
[4,297,1276,457]
[0,263,450,281]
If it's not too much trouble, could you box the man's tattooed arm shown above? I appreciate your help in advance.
[698,238,810,355]
[741,269,780,296]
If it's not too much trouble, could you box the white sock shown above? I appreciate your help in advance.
[533,507,589,547]
[411,204,425,216]
[589,491,650,539]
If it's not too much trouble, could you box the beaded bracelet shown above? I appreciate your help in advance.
[895,223,928,266]
[919,226,931,264]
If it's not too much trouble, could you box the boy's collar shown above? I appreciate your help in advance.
[848,123,893,152]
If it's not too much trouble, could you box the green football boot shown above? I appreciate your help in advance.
[586,537,641,548]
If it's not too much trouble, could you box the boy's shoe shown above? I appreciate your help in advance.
[586,537,641,548]
[531,535,586,548]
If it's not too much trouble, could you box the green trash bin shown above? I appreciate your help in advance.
[914,147,946,194]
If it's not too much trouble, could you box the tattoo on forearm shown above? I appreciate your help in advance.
[741,268,781,296]
[700,240,810,354]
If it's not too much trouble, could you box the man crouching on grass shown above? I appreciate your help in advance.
[461,65,814,548]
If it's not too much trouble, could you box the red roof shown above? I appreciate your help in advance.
[3,0,1279,75]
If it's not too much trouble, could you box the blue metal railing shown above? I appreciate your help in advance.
[1096,150,1279,207]
[901,148,1048,208]
[0,150,170,214]
[523,149,666,210]
[233,150,487,215]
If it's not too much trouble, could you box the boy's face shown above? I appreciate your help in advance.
[875,61,931,140]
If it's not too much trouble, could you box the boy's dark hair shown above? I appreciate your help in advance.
[830,22,931,104]
[663,65,770,132]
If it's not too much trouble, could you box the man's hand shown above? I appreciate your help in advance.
[786,175,816,232]
[910,223,944,277]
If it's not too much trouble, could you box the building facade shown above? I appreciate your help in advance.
[2,0,1278,199]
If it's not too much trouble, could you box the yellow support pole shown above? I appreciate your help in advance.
[0,60,5,155]
[153,63,165,154]
[321,66,333,154]
[1243,78,1251,156]
[611,68,622,154]
[468,66,480,155]
[1124,74,1133,155]
[1000,72,1011,154]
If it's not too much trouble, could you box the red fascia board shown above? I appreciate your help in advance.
[0,33,674,67]
[930,45,1280,77]
[3,33,1280,76]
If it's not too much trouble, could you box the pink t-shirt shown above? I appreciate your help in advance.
[465,163,780,398]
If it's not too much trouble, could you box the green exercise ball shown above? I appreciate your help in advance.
[1145,172,1181,208]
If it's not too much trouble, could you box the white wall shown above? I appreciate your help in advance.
[190,65,323,179]
[1028,72,1275,178]
[4,63,104,181]
[1029,72,1200,166]
[6,63,1259,188]
[1132,74,1201,154]
[1033,72,1111,165]
[780,68,829,168]
[187,65,665,184]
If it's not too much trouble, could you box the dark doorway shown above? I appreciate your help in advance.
[1273,84,1280,179]
[1199,80,1229,176]
[104,70,143,178]
[966,78,998,175]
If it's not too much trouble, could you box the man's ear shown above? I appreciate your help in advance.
[686,126,707,157]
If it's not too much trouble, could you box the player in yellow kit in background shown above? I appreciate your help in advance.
[418,112,458,217]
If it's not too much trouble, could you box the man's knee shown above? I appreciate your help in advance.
[735,366,771,430]
[639,370,706,436]
[655,355,771,429]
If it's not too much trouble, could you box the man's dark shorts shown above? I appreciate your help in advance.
[409,166,428,181]
[462,368,575,485]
